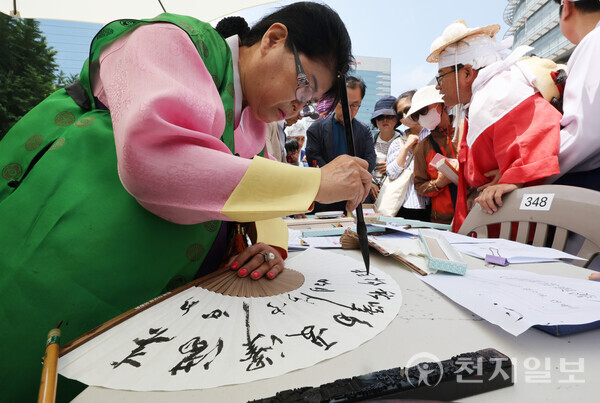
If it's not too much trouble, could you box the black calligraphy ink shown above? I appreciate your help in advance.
[267,302,286,315]
[310,278,334,293]
[180,297,199,316]
[240,302,283,371]
[503,307,524,321]
[351,269,369,277]
[368,288,395,300]
[110,327,174,369]
[333,312,373,328]
[300,292,385,315]
[358,277,386,286]
[287,293,315,304]
[288,294,302,302]
[169,337,224,375]
[201,309,230,319]
[285,325,338,351]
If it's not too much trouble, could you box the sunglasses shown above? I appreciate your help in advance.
[396,107,411,120]
[410,106,430,122]
[375,115,397,122]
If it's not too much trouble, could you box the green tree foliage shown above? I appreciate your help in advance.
[0,13,58,138]
[55,69,79,88]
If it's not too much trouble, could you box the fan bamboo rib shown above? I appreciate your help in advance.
[195,268,305,297]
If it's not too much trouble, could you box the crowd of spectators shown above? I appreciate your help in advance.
[273,0,600,231]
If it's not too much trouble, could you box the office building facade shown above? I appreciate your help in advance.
[350,56,392,127]
[38,19,102,78]
[504,0,574,63]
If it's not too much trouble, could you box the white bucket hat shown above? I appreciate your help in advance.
[405,86,444,119]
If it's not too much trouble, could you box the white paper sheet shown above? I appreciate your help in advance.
[288,228,308,250]
[288,229,342,249]
[300,236,343,248]
[451,239,583,263]
[58,249,401,391]
[420,270,600,336]
[421,229,584,263]
[368,232,422,257]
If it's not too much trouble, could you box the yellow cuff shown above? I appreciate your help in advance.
[221,156,321,222]
[255,218,288,252]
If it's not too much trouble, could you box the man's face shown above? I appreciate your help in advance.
[334,86,362,123]
[435,66,460,108]
[287,150,299,165]
[293,136,305,149]
[557,0,580,45]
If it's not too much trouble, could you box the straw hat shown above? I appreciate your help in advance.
[427,20,500,63]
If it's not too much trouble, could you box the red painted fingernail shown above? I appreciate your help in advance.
[238,268,247,276]
[231,262,239,270]
[252,271,260,279]
[267,272,275,279]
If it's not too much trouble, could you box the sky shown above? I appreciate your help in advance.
[33,0,511,97]
[222,0,511,96]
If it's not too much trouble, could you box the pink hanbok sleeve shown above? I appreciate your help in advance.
[93,24,320,225]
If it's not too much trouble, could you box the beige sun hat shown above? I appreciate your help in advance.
[427,20,500,63]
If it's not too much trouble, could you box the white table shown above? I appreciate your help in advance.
[74,249,600,402]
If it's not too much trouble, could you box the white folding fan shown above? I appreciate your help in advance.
[58,248,402,391]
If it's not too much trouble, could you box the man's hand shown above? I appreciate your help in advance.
[369,182,380,200]
[375,161,387,175]
[316,155,372,212]
[474,183,521,214]
[477,169,501,191]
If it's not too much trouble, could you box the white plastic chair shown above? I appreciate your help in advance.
[458,185,600,267]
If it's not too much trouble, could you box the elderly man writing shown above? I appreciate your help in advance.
[427,20,562,232]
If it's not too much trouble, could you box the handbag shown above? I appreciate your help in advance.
[375,166,413,216]
[375,138,414,217]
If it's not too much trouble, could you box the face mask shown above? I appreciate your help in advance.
[418,107,442,130]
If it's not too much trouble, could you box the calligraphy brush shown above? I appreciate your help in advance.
[338,73,370,275]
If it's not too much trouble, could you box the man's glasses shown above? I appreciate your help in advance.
[292,43,313,104]
[435,64,464,85]
[350,103,361,110]
[375,115,396,122]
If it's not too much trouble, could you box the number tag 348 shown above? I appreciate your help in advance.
[519,193,555,211]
